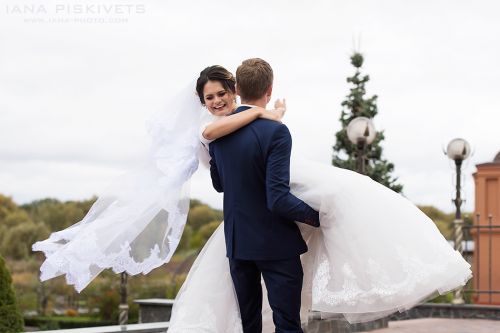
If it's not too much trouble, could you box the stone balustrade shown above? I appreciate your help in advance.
[35,322,169,333]
[32,301,500,333]
[134,299,174,323]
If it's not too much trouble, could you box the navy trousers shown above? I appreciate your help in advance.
[229,257,304,333]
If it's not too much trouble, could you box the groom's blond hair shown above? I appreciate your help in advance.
[236,58,273,101]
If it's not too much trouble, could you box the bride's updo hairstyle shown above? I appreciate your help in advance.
[196,65,236,105]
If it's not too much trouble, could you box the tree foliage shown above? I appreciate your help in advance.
[0,254,24,332]
[0,195,18,223]
[21,197,96,232]
[418,205,456,239]
[187,204,223,231]
[1,194,223,260]
[1,222,50,260]
[2,210,32,227]
[332,52,403,193]
[177,224,193,252]
[190,221,221,249]
[1,194,225,328]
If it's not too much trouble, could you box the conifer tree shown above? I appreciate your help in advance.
[0,254,24,333]
[332,52,403,193]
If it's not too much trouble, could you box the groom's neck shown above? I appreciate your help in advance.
[241,96,268,109]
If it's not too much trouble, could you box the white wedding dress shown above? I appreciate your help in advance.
[168,115,472,332]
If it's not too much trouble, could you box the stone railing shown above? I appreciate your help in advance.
[35,322,169,333]
[133,298,388,332]
[134,299,174,323]
[33,301,500,333]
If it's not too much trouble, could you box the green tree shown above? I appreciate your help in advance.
[332,52,403,193]
[190,221,221,249]
[189,199,203,209]
[177,224,193,251]
[187,205,223,231]
[0,195,18,223]
[2,210,32,227]
[0,225,5,249]
[166,274,187,299]
[22,198,95,232]
[1,222,50,260]
[0,254,24,333]
[418,205,455,239]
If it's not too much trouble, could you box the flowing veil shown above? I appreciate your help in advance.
[32,81,204,292]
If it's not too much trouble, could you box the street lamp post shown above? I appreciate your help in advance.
[445,138,471,305]
[346,117,376,175]
[344,116,388,329]
[119,272,128,326]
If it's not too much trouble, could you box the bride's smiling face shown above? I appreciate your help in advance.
[203,80,236,116]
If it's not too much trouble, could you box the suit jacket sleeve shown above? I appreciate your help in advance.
[266,125,319,226]
[209,143,223,193]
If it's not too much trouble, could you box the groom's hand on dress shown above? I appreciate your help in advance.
[304,210,320,228]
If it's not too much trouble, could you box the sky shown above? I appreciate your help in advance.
[1,0,499,214]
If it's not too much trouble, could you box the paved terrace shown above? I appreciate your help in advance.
[33,318,500,333]
[32,302,500,333]
[371,318,500,333]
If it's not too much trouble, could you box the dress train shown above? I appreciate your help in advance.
[168,159,472,331]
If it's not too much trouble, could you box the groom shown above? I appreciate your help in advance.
[209,58,320,333]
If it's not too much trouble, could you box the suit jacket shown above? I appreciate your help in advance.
[209,105,319,260]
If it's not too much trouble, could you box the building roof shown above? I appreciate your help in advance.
[476,151,500,168]
[495,151,500,163]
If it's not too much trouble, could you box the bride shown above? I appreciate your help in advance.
[33,63,471,332]
[167,64,472,332]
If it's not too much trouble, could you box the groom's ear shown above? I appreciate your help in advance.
[266,85,273,98]
[235,84,241,97]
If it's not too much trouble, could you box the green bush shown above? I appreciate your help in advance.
[0,255,24,333]
[38,319,60,330]
[98,290,120,321]
[128,301,139,324]
[24,316,114,329]
[166,274,187,299]
[429,291,454,303]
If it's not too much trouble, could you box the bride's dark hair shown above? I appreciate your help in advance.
[196,65,236,105]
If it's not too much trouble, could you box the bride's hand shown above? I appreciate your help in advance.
[256,98,287,122]
[258,108,284,122]
[271,98,286,120]
[274,98,286,112]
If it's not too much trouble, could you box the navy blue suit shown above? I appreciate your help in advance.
[209,105,320,333]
